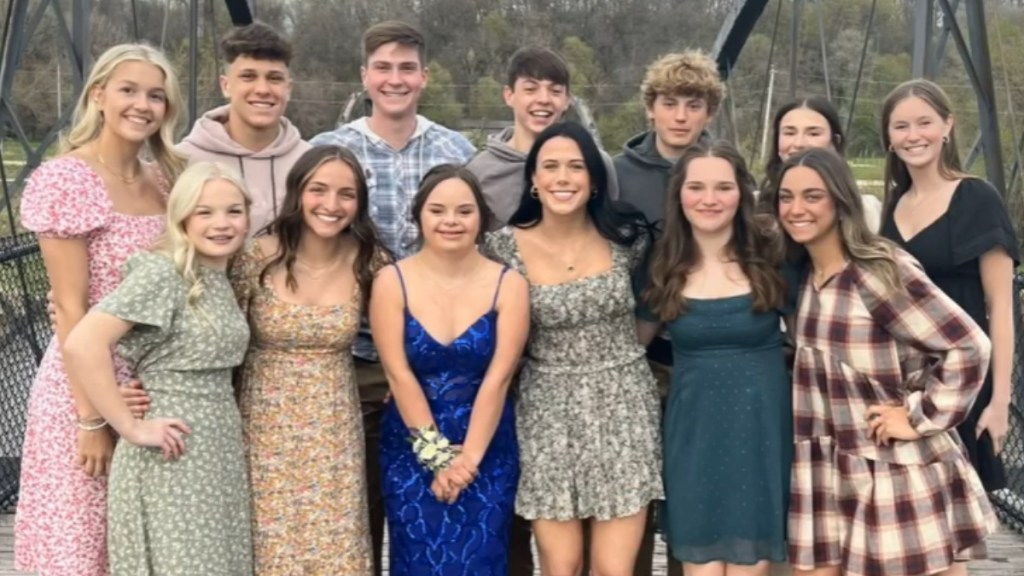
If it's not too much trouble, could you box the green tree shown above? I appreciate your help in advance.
[562,36,600,103]
[420,61,464,130]
[468,77,507,122]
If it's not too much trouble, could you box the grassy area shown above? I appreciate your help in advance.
[849,157,885,199]
[0,140,58,177]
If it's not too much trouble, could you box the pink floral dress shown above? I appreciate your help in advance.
[14,156,165,576]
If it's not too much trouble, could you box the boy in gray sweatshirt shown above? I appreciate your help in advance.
[467,47,618,230]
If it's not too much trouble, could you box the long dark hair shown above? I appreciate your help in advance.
[508,121,650,246]
[776,148,903,295]
[760,96,845,212]
[643,140,785,320]
[410,164,493,247]
[879,79,966,219]
[259,145,387,309]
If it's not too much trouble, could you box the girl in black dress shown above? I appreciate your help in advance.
[879,78,1019,491]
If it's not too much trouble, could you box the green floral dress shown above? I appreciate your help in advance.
[96,252,253,576]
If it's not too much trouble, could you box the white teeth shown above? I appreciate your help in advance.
[315,214,341,223]
[250,102,273,108]
[551,192,575,201]
[530,111,553,118]
[125,116,149,125]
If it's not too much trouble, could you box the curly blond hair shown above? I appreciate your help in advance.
[641,51,725,115]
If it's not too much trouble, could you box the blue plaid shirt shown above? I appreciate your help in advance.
[310,116,476,360]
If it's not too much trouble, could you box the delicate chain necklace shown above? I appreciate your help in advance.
[295,256,343,280]
[95,151,141,185]
[813,260,848,288]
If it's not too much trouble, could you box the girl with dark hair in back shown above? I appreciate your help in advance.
[485,121,662,576]
[760,96,883,231]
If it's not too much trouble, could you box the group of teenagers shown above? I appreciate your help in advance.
[10,15,1020,576]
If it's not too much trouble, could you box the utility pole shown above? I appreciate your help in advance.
[760,66,776,163]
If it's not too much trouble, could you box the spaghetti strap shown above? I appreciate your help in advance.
[490,266,510,310]
[393,263,409,308]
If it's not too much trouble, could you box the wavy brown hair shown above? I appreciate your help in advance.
[642,140,785,321]
[777,148,904,295]
[880,79,967,219]
[259,145,389,310]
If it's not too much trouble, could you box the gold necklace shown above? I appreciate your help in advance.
[295,256,343,280]
[95,152,141,184]
[813,260,848,287]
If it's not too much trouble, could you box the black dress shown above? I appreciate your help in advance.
[881,177,1020,491]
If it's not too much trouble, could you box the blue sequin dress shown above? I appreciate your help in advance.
[379,264,519,576]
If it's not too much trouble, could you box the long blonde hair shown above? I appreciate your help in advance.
[150,162,251,306]
[63,43,186,181]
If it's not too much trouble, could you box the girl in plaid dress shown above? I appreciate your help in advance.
[772,148,996,576]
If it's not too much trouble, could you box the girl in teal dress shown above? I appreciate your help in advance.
[637,141,793,576]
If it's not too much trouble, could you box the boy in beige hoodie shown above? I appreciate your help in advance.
[177,22,311,236]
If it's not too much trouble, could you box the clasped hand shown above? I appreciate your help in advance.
[430,447,478,504]
[865,403,921,446]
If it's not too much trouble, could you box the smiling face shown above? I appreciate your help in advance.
[419,177,482,252]
[777,165,839,248]
[300,159,359,240]
[647,94,710,158]
[184,178,249,268]
[361,42,427,120]
[504,77,570,138]
[531,136,592,218]
[93,60,168,144]
[778,108,835,161]
[220,56,291,130]
[679,156,740,236]
[886,95,952,171]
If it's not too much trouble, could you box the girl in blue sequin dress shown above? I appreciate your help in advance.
[371,165,530,576]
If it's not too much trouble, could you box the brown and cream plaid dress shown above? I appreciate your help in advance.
[789,252,997,576]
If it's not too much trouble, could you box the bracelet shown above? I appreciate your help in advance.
[77,417,108,431]
[408,424,456,473]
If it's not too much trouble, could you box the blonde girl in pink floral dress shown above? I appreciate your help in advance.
[14,43,185,576]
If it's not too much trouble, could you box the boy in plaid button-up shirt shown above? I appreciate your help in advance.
[309,21,475,576]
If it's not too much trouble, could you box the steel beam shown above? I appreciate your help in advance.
[710,0,771,80]
[937,0,1004,194]
[912,0,934,78]
[189,0,199,126]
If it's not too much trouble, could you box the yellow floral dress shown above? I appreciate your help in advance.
[229,241,373,576]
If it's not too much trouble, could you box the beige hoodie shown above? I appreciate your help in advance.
[176,105,312,236]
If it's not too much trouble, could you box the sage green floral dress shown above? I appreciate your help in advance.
[484,227,663,521]
[96,252,253,576]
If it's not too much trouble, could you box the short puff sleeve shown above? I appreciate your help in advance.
[950,178,1020,267]
[94,252,182,365]
[20,158,109,238]
[94,251,181,338]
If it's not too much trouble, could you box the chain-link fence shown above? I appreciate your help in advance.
[0,232,50,511]
[993,273,1024,532]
